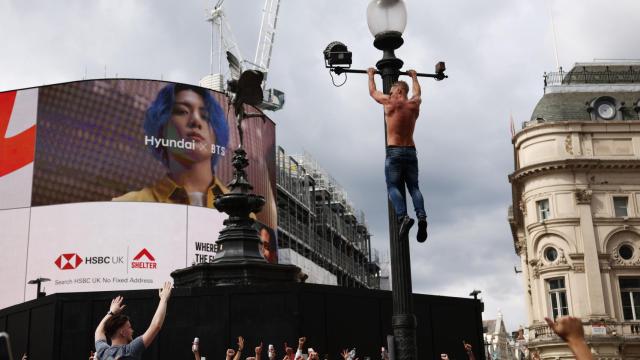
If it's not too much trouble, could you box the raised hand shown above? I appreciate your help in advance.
[341,349,349,360]
[284,344,294,359]
[367,68,376,77]
[110,296,126,314]
[544,316,584,342]
[544,316,592,360]
[238,336,245,351]
[407,70,417,79]
[256,342,264,356]
[159,281,172,301]
[298,337,306,349]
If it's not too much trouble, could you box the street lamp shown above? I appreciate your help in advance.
[366,0,407,37]
[27,277,50,298]
[323,2,447,360]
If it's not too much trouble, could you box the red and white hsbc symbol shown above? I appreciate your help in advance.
[54,253,83,270]
[131,248,157,269]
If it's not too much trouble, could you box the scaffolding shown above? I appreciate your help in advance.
[276,146,381,289]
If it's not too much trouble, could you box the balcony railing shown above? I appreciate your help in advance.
[527,321,640,343]
[544,66,640,88]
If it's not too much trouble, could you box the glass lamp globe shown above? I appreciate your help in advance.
[366,0,407,37]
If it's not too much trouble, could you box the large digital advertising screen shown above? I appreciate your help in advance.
[0,79,278,309]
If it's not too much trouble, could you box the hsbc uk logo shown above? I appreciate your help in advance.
[54,253,83,270]
[131,248,157,269]
[54,253,125,270]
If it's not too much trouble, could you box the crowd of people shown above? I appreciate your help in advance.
[85,285,591,360]
[13,282,593,360]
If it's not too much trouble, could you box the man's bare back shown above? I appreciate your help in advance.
[368,68,422,146]
[368,68,428,243]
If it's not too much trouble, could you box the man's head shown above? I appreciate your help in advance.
[390,81,409,99]
[144,83,229,171]
[104,314,134,343]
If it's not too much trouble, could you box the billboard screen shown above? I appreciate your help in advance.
[0,79,278,308]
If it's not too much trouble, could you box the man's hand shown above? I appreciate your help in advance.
[238,336,245,351]
[340,349,349,360]
[544,316,584,343]
[159,281,172,302]
[284,344,294,359]
[407,69,417,79]
[545,316,592,360]
[256,343,264,355]
[367,67,376,78]
[110,296,126,315]
[226,349,236,360]
[297,337,306,350]
[464,342,472,352]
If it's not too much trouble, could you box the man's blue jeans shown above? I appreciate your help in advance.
[384,146,426,219]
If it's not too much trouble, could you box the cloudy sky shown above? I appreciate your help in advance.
[2,0,639,331]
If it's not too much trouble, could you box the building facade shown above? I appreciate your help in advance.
[276,146,381,288]
[484,311,518,360]
[509,62,640,359]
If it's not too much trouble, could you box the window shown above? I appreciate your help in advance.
[614,197,629,217]
[544,247,558,262]
[547,278,569,319]
[619,245,634,260]
[536,199,550,221]
[620,278,640,320]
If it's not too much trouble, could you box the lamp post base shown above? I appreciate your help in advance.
[392,314,418,360]
[171,261,301,287]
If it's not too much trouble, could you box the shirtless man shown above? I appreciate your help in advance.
[368,67,427,242]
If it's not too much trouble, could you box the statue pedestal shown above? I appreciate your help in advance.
[171,261,301,287]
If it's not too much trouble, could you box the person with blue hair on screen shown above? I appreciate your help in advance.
[114,83,230,207]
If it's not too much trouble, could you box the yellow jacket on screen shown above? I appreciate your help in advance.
[112,175,228,208]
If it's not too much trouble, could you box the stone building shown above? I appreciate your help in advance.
[508,61,640,359]
[484,311,517,360]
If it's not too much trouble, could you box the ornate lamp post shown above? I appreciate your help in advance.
[323,1,447,359]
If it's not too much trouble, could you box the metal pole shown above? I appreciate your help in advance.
[375,33,418,360]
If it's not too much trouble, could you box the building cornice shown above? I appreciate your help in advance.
[526,218,580,232]
[513,120,640,145]
[509,159,640,184]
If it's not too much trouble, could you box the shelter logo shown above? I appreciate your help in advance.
[54,253,83,270]
[131,248,157,269]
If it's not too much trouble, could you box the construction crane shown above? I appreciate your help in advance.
[200,0,285,112]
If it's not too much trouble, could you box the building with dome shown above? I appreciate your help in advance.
[508,61,640,359]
